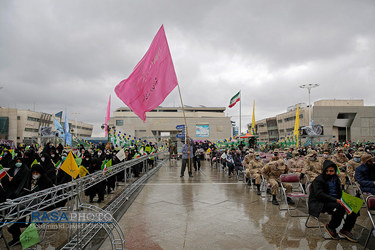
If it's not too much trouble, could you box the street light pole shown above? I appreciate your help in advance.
[72,112,80,138]
[299,84,319,125]
[102,124,115,143]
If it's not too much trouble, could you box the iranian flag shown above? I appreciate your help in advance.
[229,91,240,108]
[55,160,62,169]
[0,166,7,180]
[340,191,364,214]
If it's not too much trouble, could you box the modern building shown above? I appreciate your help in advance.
[252,99,375,143]
[0,107,93,145]
[109,106,232,142]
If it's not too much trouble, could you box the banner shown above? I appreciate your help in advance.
[116,149,126,161]
[196,125,209,137]
[39,126,54,137]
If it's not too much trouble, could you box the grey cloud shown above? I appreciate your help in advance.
[0,0,374,135]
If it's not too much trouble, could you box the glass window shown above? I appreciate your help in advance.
[116,120,124,126]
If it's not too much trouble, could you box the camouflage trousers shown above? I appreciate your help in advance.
[269,178,292,196]
[246,169,261,185]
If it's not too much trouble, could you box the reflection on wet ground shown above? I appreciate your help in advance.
[105,160,374,249]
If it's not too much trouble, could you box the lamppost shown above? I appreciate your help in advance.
[101,124,115,142]
[72,112,80,138]
[299,84,319,124]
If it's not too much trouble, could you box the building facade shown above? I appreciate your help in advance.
[253,99,375,143]
[109,106,232,142]
[0,107,93,145]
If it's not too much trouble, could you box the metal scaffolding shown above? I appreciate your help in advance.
[0,152,167,249]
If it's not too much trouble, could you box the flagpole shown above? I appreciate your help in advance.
[239,90,241,136]
[176,82,191,174]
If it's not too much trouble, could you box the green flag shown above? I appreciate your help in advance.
[75,157,82,166]
[106,159,112,167]
[55,160,62,169]
[101,160,108,171]
[20,223,40,249]
[340,191,364,214]
[30,159,38,168]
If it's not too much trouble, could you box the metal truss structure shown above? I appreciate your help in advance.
[0,152,167,249]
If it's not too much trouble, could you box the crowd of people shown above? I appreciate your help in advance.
[2,138,375,245]
[0,141,158,246]
[178,138,375,243]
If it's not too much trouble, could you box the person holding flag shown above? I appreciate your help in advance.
[308,160,359,242]
[7,164,53,246]
[1,157,31,200]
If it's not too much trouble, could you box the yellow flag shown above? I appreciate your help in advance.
[78,165,89,178]
[251,100,256,135]
[31,159,39,168]
[293,105,300,147]
[60,151,79,179]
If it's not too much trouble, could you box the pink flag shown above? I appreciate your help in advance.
[105,95,111,136]
[115,25,178,122]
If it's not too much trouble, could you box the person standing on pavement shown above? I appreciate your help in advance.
[180,138,193,177]
[193,142,201,171]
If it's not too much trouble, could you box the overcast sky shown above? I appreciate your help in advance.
[1,0,374,136]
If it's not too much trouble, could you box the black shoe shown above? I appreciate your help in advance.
[97,199,103,203]
[339,230,358,242]
[180,175,184,177]
[324,224,339,240]
[256,190,261,195]
[287,197,295,205]
[266,189,271,195]
[272,199,279,206]
[8,239,20,247]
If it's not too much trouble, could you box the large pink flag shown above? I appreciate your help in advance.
[105,94,111,136]
[115,25,178,122]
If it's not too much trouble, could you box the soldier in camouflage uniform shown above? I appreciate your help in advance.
[303,150,323,183]
[332,147,349,188]
[347,152,361,183]
[288,151,307,187]
[246,152,264,195]
[263,160,294,205]
[271,148,286,167]
[243,148,255,173]
[321,149,332,161]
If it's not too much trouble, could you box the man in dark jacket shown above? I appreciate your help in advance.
[354,154,375,194]
[308,160,358,242]
[180,138,193,178]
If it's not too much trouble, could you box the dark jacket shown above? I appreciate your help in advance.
[308,160,342,217]
[1,164,31,199]
[28,164,54,193]
[234,154,243,167]
[0,150,13,168]
[355,163,375,193]
[40,153,57,184]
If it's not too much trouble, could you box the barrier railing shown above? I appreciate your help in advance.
[0,152,164,228]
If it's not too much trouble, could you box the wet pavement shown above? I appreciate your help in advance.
[102,159,374,249]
